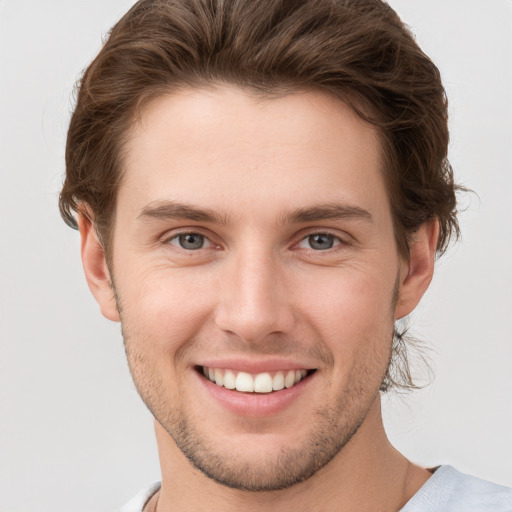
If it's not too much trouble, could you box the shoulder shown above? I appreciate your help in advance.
[117,482,161,512]
[402,466,512,512]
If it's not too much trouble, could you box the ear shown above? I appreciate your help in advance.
[77,209,120,322]
[394,219,439,320]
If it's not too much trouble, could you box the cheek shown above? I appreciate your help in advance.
[115,264,216,357]
[298,265,396,325]
[294,266,396,366]
[117,268,215,409]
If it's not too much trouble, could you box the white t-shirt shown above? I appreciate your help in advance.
[118,466,512,512]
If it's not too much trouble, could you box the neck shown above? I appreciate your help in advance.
[153,397,430,512]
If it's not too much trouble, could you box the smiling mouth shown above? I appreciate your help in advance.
[197,366,316,393]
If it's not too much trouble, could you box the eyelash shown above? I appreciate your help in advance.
[165,231,214,251]
[162,230,348,253]
[296,233,343,251]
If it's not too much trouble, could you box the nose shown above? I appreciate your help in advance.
[214,247,295,345]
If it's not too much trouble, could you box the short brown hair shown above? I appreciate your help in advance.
[60,0,462,390]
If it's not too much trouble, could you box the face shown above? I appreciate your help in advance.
[82,86,431,491]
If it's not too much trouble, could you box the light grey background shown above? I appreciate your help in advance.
[1,1,511,511]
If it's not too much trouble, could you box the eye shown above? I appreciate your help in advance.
[168,232,211,250]
[298,233,341,251]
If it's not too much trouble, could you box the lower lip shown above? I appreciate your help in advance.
[195,370,316,417]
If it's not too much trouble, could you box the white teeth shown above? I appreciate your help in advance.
[202,366,310,393]
[235,372,254,392]
[272,371,285,391]
[254,373,273,393]
[284,370,295,389]
[223,370,236,389]
[214,369,224,386]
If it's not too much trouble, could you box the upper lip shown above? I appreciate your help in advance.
[196,358,316,374]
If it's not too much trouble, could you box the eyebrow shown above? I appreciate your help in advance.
[137,200,372,225]
[281,203,373,224]
[138,201,227,224]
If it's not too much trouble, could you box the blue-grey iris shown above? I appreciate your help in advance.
[179,233,204,250]
[308,234,334,250]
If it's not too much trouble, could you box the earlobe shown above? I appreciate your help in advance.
[394,219,439,320]
[77,209,120,322]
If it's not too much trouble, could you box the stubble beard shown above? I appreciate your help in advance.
[158,384,383,492]
[122,328,392,492]
[111,271,399,492]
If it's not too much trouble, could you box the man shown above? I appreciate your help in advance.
[59,0,511,510]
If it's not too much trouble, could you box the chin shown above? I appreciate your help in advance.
[154,395,369,492]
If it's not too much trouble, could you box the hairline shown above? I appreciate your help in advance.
[94,81,413,267]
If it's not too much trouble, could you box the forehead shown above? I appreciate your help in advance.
[119,86,387,220]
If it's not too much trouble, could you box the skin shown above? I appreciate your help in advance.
[79,86,438,511]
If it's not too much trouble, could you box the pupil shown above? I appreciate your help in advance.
[179,233,204,250]
[309,234,333,250]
